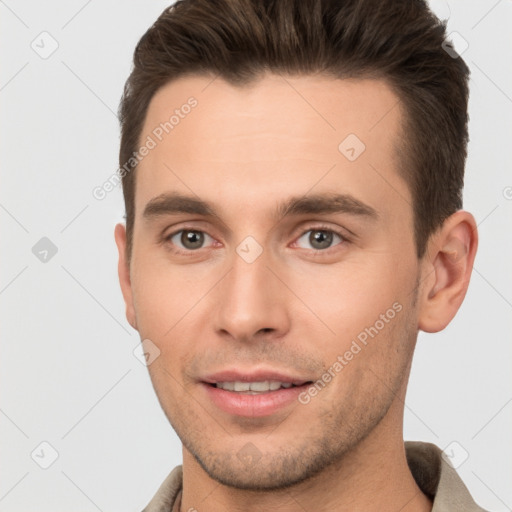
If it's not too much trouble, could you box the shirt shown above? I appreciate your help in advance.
[141,441,489,512]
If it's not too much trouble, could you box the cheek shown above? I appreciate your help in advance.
[287,259,410,345]
[130,256,210,336]
[130,259,219,389]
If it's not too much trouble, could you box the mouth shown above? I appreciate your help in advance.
[200,371,314,417]
[210,380,308,393]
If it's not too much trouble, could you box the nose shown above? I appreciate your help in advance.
[212,248,291,343]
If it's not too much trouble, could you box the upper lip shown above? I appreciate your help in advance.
[201,369,312,386]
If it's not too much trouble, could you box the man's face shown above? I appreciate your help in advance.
[123,74,422,489]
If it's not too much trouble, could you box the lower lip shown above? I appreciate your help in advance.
[202,383,310,417]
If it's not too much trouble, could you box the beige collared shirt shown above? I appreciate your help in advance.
[141,441,489,512]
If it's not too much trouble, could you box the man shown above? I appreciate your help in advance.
[114,0,488,510]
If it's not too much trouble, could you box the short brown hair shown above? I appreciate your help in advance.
[118,0,470,262]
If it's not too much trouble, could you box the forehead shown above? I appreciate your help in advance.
[142,72,402,153]
[135,73,409,221]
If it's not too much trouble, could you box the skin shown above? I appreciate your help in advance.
[115,73,478,511]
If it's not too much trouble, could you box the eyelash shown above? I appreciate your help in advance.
[162,224,349,256]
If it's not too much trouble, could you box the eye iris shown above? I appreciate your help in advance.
[310,230,332,250]
[181,230,204,249]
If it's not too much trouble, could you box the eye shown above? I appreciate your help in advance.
[295,227,346,251]
[166,229,215,252]
[163,226,348,255]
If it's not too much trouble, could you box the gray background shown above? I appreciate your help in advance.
[1,0,511,510]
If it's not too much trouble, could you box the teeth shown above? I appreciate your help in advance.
[233,382,251,392]
[220,381,235,391]
[269,381,282,391]
[215,381,295,392]
[249,381,271,392]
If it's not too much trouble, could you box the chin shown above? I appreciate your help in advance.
[187,440,342,492]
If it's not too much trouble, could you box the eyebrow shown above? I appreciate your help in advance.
[142,191,379,222]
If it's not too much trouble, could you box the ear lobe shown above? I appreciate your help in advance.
[418,211,478,333]
[114,223,138,331]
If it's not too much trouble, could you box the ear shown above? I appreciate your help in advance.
[417,210,478,333]
[114,223,138,331]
